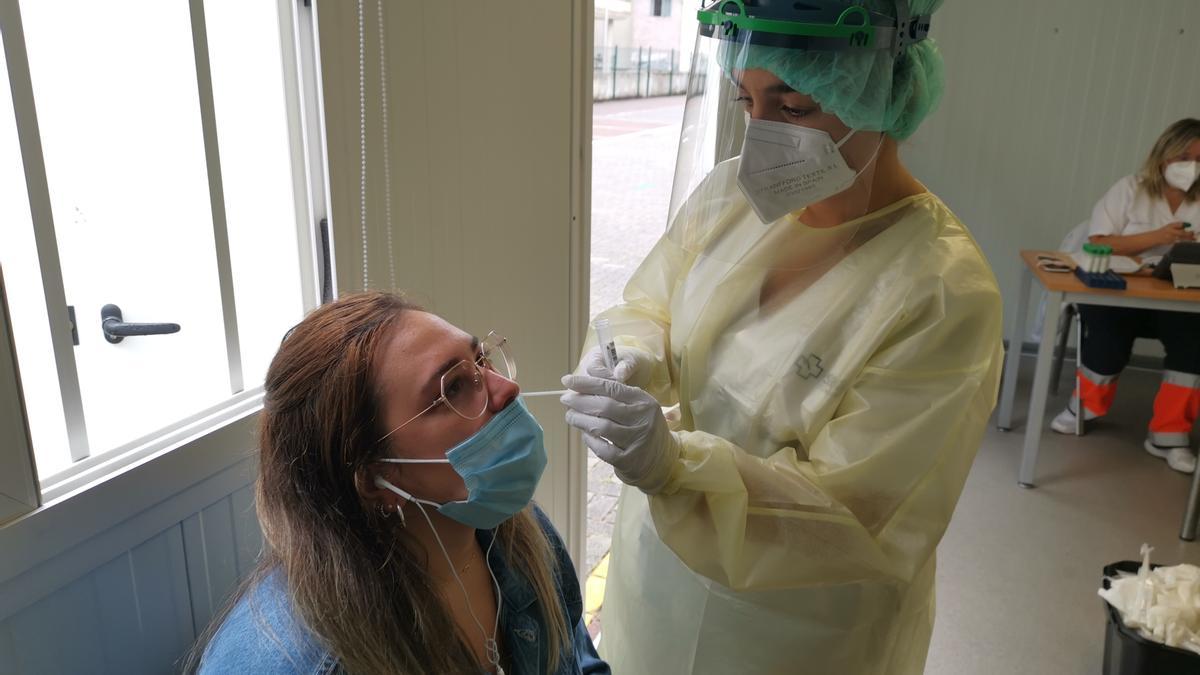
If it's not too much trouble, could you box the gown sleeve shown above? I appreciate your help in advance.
[584,231,687,406]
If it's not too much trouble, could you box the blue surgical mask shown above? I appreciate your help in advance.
[374,398,547,529]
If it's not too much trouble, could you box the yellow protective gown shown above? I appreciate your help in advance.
[587,159,1004,675]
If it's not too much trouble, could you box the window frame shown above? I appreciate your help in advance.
[0,266,39,526]
[0,0,333,524]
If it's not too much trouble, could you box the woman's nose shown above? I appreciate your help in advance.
[485,368,520,412]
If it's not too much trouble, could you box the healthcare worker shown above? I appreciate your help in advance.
[560,1,1004,673]
[1049,119,1200,473]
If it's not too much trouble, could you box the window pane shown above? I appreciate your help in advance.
[204,0,305,387]
[20,0,230,466]
[0,28,72,478]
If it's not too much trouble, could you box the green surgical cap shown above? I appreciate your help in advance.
[726,0,945,140]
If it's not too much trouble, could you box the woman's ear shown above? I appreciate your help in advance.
[355,463,402,510]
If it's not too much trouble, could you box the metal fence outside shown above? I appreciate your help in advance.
[594,46,688,101]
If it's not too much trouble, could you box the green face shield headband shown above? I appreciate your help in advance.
[697,0,931,56]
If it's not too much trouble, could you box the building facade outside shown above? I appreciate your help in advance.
[594,0,696,101]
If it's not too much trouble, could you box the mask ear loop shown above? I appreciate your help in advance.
[838,128,886,171]
[831,130,888,237]
[375,477,506,674]
[791,128,888,258]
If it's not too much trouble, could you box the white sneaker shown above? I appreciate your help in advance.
[1144,439,1197,474]
[1050,408,1080,435]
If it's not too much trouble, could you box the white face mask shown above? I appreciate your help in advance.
[736,119,860,224]
[1164,160,1200,192]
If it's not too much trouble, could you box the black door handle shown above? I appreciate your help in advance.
[100,304,181,344]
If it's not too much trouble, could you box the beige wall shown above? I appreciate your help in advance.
[316,0,592,567]
[904,0,1200,342]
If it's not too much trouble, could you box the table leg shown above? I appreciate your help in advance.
[1181,456,1200,541]
[1018,292,1062,488]
[998,263,1033,430]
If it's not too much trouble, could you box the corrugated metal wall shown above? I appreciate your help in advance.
[905,0,1200,331]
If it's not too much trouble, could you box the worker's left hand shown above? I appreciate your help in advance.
[575,344,656,389]
[560,374,679,493]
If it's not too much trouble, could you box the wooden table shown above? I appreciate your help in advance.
[996,250,1200,539]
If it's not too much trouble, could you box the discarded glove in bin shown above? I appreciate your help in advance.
[1098,544,1200,675]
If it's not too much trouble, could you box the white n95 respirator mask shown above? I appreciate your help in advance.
[737,119,859,224]
[1165,161,1200,192]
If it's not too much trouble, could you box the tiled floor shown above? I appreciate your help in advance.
[926,359,1200,674]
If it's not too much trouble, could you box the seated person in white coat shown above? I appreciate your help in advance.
[1051,119,1200,473]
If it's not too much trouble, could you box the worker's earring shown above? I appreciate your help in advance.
[395,503,406,527]
[378,503,391,518]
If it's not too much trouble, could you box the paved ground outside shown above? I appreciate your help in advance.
[585,95,684,632]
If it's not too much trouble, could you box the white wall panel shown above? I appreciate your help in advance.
[905,0,1200,340]
[0,442,258,674]
[0,625,15,675]
[5,573,104,674]
[1,525,198,675]
[92,550,146,674]
[230,483,263,578]
[126,526,196,670]
[182,487,264,633]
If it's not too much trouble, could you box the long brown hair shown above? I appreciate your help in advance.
[1138,118,1200,201]
[184,291,570,674]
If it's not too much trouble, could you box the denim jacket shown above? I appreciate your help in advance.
[199,507,608,675]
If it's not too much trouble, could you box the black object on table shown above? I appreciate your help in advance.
[1152,242,1200,281]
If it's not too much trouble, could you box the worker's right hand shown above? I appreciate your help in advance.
[576,344,656,388]
[1157,222,1196,245]
[561,374,679,493]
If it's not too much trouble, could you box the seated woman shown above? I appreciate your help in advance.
[1051,119,1200,473]
[188,291,607,674]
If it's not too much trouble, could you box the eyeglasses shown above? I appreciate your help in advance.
[379,332,513,441]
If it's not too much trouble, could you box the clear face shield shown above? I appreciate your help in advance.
[668,0,931,272]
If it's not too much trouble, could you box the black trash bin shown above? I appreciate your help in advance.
[1101,561,1200,675]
